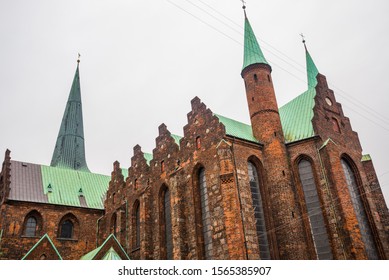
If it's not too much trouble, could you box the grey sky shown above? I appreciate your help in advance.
[0,0,388,203]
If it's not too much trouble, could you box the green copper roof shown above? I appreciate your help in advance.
[101,247,122,260]
[279,88,316,142]
[361,154,372,162]
[171,134,182,145]
[144,153,153,165]
[41,164,110,209]
[22,233,62,260]
[80,234,130,260]
[51,63,89,172]
[305,45,319,88]
[242,12,268,71]
[215,114,259,143]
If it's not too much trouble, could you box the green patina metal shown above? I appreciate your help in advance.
[279,88,316,143]
[143,153,153,165]
[80,234,129,260]
[215,114,259,143]
[171,134,182,146]
[21,233,62,260]
[50,63,89,172]
[41,165,110,209]
[242,12,268,71]
[101,247,122,260]
[361,154,372,162]
[305,46,320,89]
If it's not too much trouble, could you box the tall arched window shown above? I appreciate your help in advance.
[25,217,37,237]
[132,200,141,249]
[161,186,173,259]
[298,159,333,259]
[341,158,378,259]
[198,168,213,259]
[248,161,270,260]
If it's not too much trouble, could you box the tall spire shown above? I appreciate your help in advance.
[50,58,89,172]
[302,36,319,89]
[242,5,269,72]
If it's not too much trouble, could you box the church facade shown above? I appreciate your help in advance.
[0,9,388,260]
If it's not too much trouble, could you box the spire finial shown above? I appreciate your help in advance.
[77,53,81,64]
[241,0,247,17]
[300,33,308,51]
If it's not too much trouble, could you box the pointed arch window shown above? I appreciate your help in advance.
[248,161,270,260]
[198,167,213,259]
[332,118,341,133]
[161,186,173,259]
[298,159,333,259]
[341,158,378,259]
[60,220,74,239]
[25,217,37,237]
[132,200,141,249]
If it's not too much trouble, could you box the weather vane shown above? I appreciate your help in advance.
[300,33,306,44]
[241,0,246,9]
[77,53,81,64]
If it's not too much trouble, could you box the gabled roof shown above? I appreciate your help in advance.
[21,233,62,260]
[80,234,130,260]
[50,63,89,172]
[8,160,110,209]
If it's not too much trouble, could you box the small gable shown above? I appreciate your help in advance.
[80,234,129,260]
[22,234,62,260]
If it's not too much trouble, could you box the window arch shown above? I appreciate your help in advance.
[23,210,42,237]
[298,159,333,259]
[160,185,173,259]
[341,158,378,259]
[132,200,141,249]
[58,213,79,240]
[248,161,271,260]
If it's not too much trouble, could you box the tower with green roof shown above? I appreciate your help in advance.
[50,59,89,172]
[241,5,308,259]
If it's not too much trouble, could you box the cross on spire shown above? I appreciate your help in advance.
[241,0,246,9]
[300,33,306,44]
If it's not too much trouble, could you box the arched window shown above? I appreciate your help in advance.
[60,220,73,239]
[111,213,117,236]
[341,158,378,259]
[198,167,212,259]
[298,159,333,259]
[132,200,141,249]
[248,161,270,260]
[24,217,37,237]
[161,186,173,259]
[23,210,42,237]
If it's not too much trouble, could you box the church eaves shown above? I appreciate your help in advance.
[50,61,89,172]
[242,10,269,71]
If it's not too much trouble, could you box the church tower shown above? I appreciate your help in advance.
[50,58,90,172]
[241,6,308,259]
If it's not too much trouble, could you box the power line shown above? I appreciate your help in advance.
[166,0,389,131]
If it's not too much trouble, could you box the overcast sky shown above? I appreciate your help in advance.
[0,0,388,203]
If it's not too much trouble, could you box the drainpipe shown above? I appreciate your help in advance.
[231,137,249,260]
[316,147,347,259]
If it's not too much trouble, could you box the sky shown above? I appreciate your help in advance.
[0,0,388,203]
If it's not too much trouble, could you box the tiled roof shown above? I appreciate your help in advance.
[9,160,110,210]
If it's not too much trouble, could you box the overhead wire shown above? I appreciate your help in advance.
[166,0,389,131]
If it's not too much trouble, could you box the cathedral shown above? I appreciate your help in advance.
[0,8,388,260]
